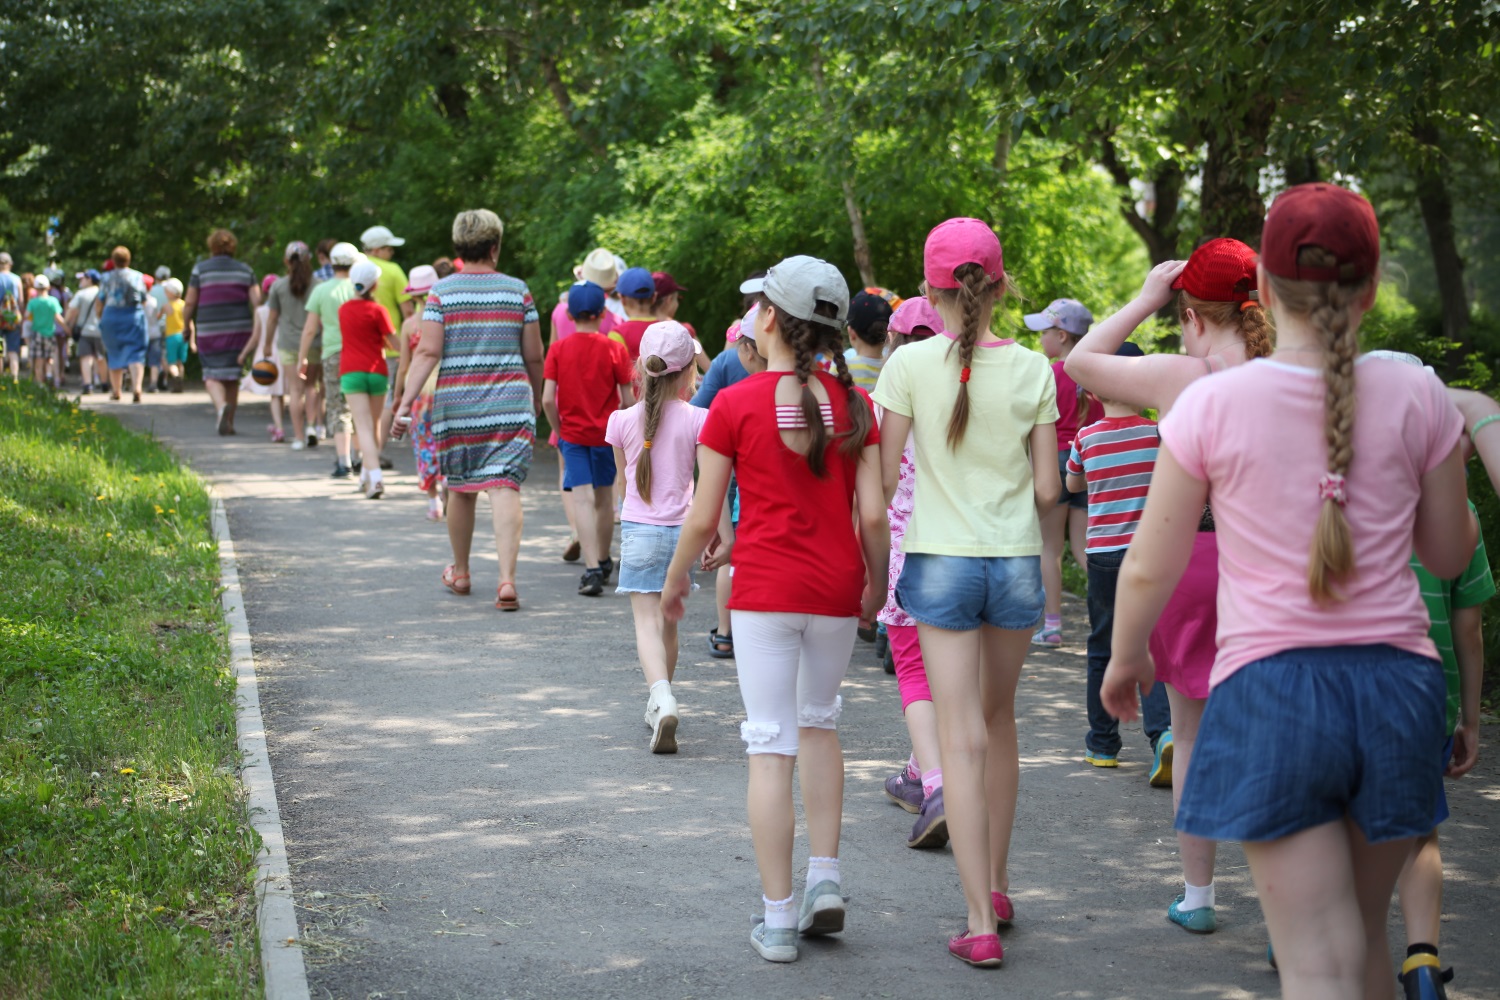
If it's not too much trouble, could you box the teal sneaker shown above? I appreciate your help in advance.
[1167,895,1216,934]
[1085,749,1118,768]
[1150,729,1174,788]
[797,880,846,936]
[750,921,798,962]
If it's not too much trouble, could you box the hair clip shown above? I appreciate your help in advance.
[1318,472,1348,506]
[959,367,972,384]
[642,440,653,450]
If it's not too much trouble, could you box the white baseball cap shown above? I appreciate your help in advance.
[360,225,405,249]
[33,274,50,290]
[739,256,849,329]
[349,260,381,294]
[329,242,361,267]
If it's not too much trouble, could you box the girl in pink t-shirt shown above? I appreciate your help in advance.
[1065,236,1271,934]
[1102,184,1475,998]
[605,321,707,756]
[661,256,888,965]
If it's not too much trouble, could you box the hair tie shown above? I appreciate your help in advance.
[1318,473,1348,506]
[959,367,971,384]
[1239,300,1260,312]
[642,440,653,450]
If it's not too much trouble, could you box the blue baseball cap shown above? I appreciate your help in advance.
[567,280,606,318]
[616,267,656,300]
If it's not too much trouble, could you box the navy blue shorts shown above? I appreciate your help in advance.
[559,440,617,490]
[1177,645,1447,844]
[896,553,1044,632]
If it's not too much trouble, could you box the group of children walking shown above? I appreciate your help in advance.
[541,185,1491,998]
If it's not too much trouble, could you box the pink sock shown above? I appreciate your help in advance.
[1044,614,1061,630]
[922,767,943,798]
[905,754,921,781]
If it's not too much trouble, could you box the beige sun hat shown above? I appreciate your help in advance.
[580,248,620,288]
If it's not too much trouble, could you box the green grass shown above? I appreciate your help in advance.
[0,380,259,997]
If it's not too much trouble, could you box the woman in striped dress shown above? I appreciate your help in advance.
[184,228,260,435]
[395,209,545,610]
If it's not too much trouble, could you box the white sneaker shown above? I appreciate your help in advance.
[364,473,384,500]
[291,439,306,451]
[315,424,327,439]
[645,687,679,754]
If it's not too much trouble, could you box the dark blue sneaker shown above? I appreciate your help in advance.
[907,786,949,849]
[1399,957,1453,1000]
[1150,729,1174,788]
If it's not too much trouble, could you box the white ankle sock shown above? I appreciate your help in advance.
[650,679,672,699]
[1182,881,1214,911]
[807,856,839,889]
[763,893,796,930]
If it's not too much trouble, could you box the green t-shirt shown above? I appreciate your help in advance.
[26,295,63,335]
[370,257,410,352]
[304,277,355,356]
[1411,502,1495,733]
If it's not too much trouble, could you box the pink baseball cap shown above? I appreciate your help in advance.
[923,217,1003,289]
[404,264,439,296]
[889,297,946,337]
[639,320,701,375]
[261,274,278,294]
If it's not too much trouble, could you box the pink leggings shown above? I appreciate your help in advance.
[889,624,932,710]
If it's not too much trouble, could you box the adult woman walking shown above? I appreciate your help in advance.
[93,246,148,402]
[184,228,258,435]
[395,209,545,610]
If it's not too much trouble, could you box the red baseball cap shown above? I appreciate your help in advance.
[652,271,687,297]
[1261,183,1380,283]
[923,218,1003,289]
[1172,238,1258,303]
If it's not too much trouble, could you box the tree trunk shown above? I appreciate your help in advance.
[1096,133,1180,264]
[811,56,874,287]
[538,53,607,159]
[993,125,1012,188]
[1412,122,1470,345]
[1198,94,1275,245]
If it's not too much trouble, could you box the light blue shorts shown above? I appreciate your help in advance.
[896,553,1044,632]
[616,521,684,594]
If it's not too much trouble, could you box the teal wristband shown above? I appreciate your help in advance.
[1472,414,1500,438]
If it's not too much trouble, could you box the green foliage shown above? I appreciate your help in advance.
[0,382,258,997]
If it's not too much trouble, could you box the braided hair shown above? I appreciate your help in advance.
[1176,292,1273,360]
[634,355,689,505]
[926,263,1005,448]
[1266,248,1371,603]
[762,296,872,477]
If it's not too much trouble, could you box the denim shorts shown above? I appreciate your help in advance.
[145,338,164,368]
[560,440,617,490]
[3,330,19,355]
[1057,449,1086,509]
[1177,644,1447,845]
[616,521,683,594]
[896,553,1044,632]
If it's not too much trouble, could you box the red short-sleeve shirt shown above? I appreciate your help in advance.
[699,370,879,618]
[338,298,394,375]
[544,331,635,446]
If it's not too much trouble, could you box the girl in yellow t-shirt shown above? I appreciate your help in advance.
[871,218,1058,968]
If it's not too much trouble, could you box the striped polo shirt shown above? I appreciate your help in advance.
[1066,415,1159,553]
[188,254,255,356]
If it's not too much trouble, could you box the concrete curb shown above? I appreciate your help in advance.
[213,493,311,1000]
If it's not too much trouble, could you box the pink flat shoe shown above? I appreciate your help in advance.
[992,892,1014,926]
[949,930,1003,968]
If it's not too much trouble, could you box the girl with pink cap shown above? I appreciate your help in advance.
[396,265,446,520]
[873,218,1059,967]
[604,320,708,754]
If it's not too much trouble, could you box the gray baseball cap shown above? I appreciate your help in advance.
[1024,298,1094,337]
[739,255,849,329]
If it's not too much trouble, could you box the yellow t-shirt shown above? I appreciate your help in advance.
[872,334,1058,557]
[371,257,410,356]
[165,299,185,336]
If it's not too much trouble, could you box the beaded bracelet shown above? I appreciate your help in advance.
[1472,414,1500,438]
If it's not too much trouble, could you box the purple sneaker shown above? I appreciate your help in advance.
[907,786,949,849]
[884,769,923,814]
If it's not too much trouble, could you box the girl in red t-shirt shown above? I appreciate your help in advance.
[662,256,888,964]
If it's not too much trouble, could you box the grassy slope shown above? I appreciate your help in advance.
[0,381,258,997]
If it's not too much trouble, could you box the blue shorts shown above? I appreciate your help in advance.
[3,330,18,355]
[1057,449,1086,509]
[560,440,617,490]
[1432,734,1454,829]
[896,553,1044,632]
[145,339,164,368]
[1177,645,1447,845]
[617,521,683,594]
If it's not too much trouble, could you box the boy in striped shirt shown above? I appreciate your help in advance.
[1065,342,1172,779]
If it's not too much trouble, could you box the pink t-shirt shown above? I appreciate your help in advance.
[605,398,709,526]
[549,299,618,343]
[1161,357,1463,686]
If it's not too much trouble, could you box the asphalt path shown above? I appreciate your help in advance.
[93,387,1500,1000]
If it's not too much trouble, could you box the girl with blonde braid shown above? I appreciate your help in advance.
[1102,184,1475,1000]
[1065,237,1271,933]
[873,219,1059,967]
[606,320,707,754]
[662,256,887,964]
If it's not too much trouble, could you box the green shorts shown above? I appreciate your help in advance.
[340,371,389,396]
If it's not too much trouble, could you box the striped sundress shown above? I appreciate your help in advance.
[188,254,256,381]
[424,271,539,492]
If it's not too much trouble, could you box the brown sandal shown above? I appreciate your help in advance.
[495,581,520,611]
[442,565,471,595]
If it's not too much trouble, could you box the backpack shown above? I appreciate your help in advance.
[0,275,19,332]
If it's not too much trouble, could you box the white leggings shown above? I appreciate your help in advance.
[731,610,857,756]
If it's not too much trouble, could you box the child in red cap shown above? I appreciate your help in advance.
[1101,183,1475,998]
